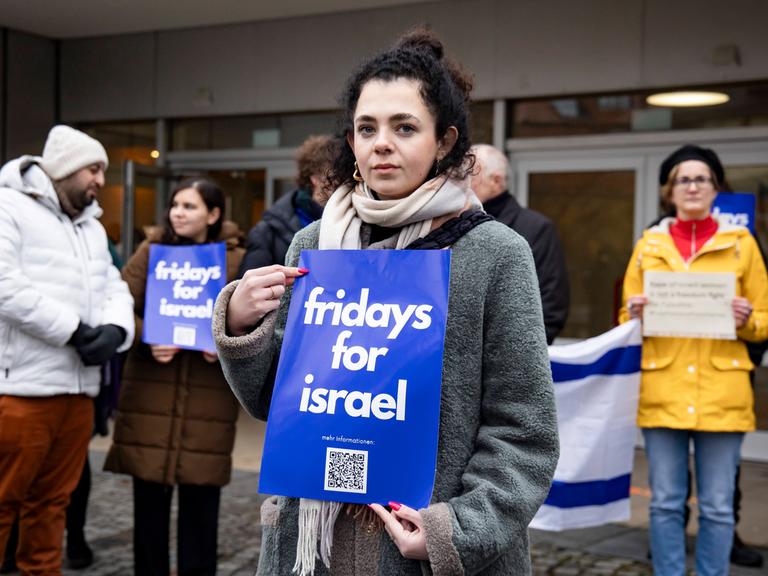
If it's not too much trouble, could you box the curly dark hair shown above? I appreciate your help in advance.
[296,135,334,191]
[161,178,224,244]
[326,27,474,193]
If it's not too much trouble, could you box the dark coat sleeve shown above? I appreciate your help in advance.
[528,219,570,344]
[238,221,279,278]
[746,232,768,363]
[120,240,150,348]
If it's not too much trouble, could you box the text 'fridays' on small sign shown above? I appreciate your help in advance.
[143,242,227,351]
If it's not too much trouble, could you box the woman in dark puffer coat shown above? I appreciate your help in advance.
[105,178,244,576]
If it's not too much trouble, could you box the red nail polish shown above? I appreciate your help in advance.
[298,268,309,274]
[388,501,401,511]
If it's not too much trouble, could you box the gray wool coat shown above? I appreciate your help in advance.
[213,219,559,576]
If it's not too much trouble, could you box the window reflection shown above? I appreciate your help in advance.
[509,83,768,139]
[170,112,337,151]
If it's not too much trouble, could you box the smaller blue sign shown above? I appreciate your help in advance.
[143,243,227,352]
[712,192,756,234]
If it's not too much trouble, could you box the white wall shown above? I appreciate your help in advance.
[58,0,768,122]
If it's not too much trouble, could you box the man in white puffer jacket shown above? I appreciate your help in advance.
[0,125,134,574]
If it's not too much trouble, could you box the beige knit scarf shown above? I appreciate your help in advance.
[292,174,478,576]
[318,173,478,250]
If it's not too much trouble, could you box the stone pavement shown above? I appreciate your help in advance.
[58,451,265,576]
[5,448,764,575]
[531,523,768,576]
[529,450,768,576]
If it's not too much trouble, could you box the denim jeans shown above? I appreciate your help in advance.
[643,428,743,576]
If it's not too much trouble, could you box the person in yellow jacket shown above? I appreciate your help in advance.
[620,144,768,576]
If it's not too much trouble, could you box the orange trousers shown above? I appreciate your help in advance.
[0,395,93,576]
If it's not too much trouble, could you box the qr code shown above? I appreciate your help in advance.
[324,447,368,494]
[172,325,197,347]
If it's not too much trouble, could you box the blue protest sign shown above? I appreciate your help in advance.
[712,192,756,234]
[259,250,451,508]
[143,243,227,352]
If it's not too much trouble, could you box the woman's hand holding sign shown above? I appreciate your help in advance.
[732,296,753,329]
[631,293,753,328]
[151,345,180,364]
[227,265,308,336]
[369,502,428,561]
[627,295,648,320]
[202,350,219,363]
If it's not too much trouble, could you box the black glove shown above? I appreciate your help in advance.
[68,322,96,348]
[76,324,126,366]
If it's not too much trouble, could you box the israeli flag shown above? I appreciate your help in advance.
[530,320,642,531]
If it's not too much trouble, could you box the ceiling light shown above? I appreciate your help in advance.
[150,150,160,159]
[646,91,730,107]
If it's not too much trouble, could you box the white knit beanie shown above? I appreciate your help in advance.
[40,125,109,180]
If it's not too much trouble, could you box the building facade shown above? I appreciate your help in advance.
[1,0,767,457]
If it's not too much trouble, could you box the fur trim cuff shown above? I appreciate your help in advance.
[421,503,464,576]
[213,280,278,360]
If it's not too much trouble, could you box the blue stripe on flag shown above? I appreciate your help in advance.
[550,345,641,383]
[544,473,632,508]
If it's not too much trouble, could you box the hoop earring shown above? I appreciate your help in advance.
[353,162,364,183]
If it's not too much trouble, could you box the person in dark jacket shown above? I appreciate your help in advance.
[471,144,570,344]
[104,178,245,576]
[238,135,333,276]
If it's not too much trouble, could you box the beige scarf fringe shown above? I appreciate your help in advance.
[293,501,384,576]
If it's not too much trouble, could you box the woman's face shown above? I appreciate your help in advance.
[670,160,718,221]
[348,78,456,199]
[169,187,220,243]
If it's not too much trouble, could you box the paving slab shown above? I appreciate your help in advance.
[5,432,766,575]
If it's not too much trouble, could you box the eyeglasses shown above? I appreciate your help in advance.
[673,176,714,188]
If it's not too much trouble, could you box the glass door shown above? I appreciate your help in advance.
[267,164,298,202]
[121,160,174,261]
[203,169,266,239]
[163,149,298,237]
[121,162,276,259]
[513,156,645,340]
